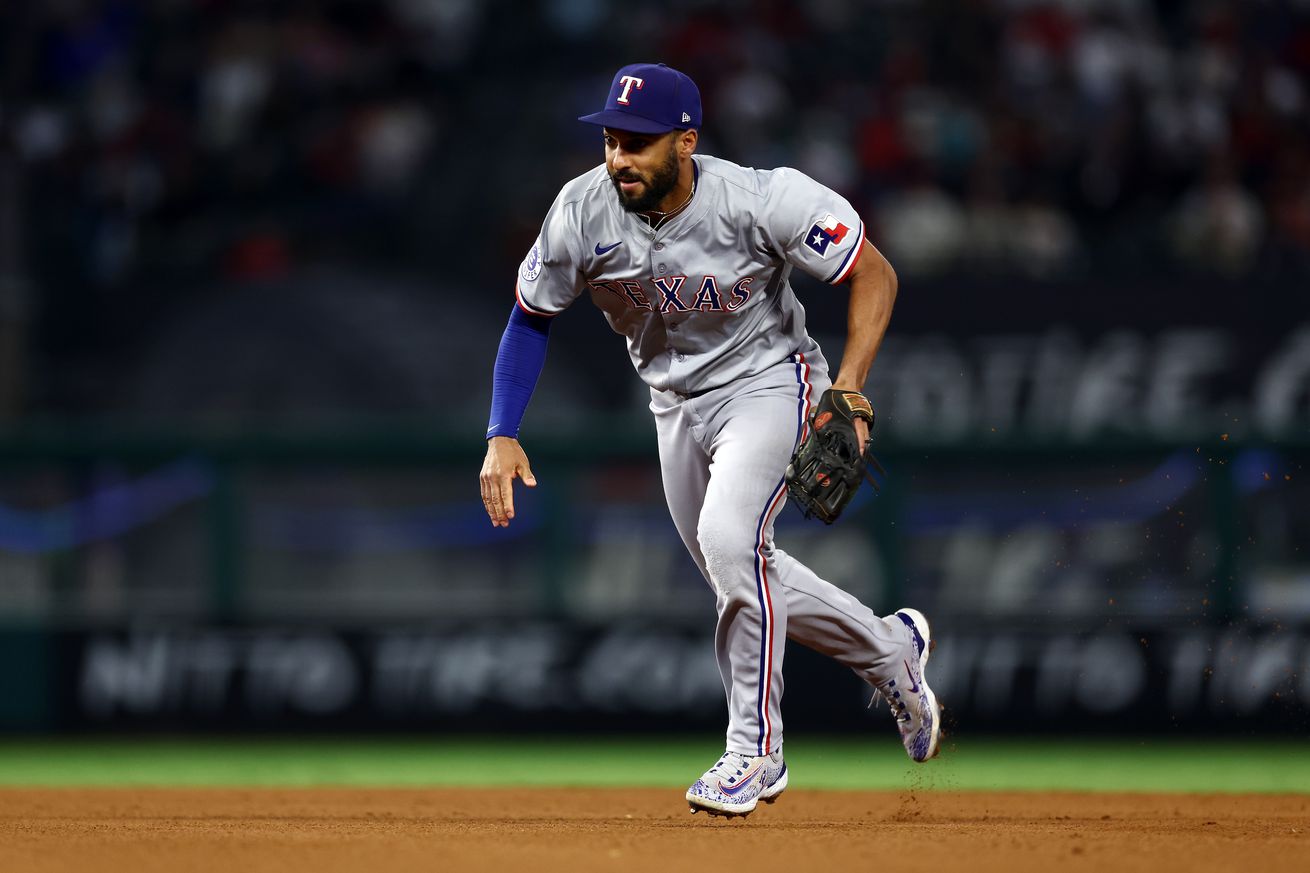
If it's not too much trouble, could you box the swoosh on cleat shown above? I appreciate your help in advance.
[717,765,762,796]
[904,659,920,693]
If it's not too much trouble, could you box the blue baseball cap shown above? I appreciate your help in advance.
[578,63,702,134]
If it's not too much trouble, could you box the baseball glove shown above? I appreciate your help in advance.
[784,388,885,524]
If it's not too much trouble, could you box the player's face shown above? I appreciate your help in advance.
[604,129,680,213]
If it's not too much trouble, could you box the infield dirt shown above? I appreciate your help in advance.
[1,787,1305,873]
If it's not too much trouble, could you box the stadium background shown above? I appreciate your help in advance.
[1,0,1309,807]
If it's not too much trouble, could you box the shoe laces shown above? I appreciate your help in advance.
[872,678,912,726]
[706,751,754,785]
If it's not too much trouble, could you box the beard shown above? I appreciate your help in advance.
[610,141,680,213]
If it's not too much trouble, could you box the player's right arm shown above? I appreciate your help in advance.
[479,186,586,527]
[481,306,549,527]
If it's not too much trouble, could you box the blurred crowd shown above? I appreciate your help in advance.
[7,0,1310,285]
[661,0,1310,279]
[1,0,1308,417]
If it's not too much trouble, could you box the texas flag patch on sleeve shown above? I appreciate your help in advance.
[803,214,851,258]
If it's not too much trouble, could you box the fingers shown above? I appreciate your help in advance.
[479,471,504,527]
[499,460,541,520]
[498,471,516,523]
[480,468,529,526]
[479,464,511,527]
[480,441,536,527]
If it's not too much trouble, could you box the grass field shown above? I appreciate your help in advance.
[1,736,1307,794]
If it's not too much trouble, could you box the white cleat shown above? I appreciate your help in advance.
[876,608,942,763]
[685,750,787,817]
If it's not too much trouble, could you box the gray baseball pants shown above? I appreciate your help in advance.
[650,348,913,756]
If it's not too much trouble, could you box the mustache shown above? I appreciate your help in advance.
[612,171,643,183]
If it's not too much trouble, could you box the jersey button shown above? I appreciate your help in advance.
[657,264,667,273]
[654,243,665,251]
[669,323,679,331]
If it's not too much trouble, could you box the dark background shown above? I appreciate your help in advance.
[0,0,1308,736]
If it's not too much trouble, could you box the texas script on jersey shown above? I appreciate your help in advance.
[586,275,755,313]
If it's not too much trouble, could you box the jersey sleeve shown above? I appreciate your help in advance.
[515,191,584,317]
[761,169,867,285]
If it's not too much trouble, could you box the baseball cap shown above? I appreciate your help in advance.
[578,63,702,134]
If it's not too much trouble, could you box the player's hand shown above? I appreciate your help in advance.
[480,436,537,527]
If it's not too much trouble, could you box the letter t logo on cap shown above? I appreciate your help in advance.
[616,75,645,104]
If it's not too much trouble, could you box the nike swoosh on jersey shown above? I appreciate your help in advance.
[594,241,623,256]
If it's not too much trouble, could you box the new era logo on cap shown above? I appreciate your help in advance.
[579,63,703,134]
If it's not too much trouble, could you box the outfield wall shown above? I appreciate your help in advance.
[2,281,1306,733]
[0,430,1306,734]
[15,620,1305,734]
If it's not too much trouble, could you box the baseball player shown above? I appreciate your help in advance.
[480,63,940,817]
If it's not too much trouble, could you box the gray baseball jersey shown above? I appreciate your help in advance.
[515,154,866,394]
[515,153,915,758]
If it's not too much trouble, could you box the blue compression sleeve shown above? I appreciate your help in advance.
[486,304,552,439]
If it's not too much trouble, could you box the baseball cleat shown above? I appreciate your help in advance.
[686,750,787,817]
[875,608,942,763]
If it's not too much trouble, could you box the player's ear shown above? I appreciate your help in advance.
[678,128,698,157]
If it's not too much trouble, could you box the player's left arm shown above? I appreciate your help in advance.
[831,240,898,446]
[758,166,897,443]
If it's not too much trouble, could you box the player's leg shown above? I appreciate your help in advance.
[656,381,794,817]
[772,537,941,761]
[764,368,941,760]
[766,366,913,685]
[652,386,743,720]
[772,547,910,685]
[650,387,713,586]
[694,354,816,758]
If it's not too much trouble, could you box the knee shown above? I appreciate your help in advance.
[697,514,761,596]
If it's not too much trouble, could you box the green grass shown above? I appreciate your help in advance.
[0,737,1306,794]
